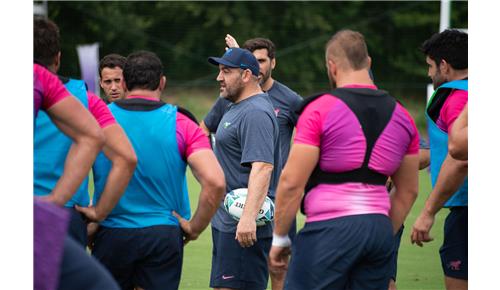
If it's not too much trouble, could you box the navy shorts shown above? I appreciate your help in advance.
[58,236,120,290]
[389,225,404,281]
[92,225,183,290]
[285,214,394,290]
[440,207,468,280]
[210,227,272,290]
[67,207,87,247]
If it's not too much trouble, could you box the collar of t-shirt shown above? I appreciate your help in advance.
[263,80,277,94]
[234,92,267,105]
[114,95,165,111]
[341,84,378,90]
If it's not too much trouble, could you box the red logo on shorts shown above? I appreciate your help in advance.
[448,260,462,271]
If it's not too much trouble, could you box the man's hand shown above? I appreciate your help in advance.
[87,222,99,251]
[75,205,103,223]
[225,34,240,50]
[269,245,291,273]
[235,216,257,247]
[173,211,200,246]
[411,210,435,247]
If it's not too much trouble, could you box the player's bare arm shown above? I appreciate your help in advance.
[174,149,226,245]
[236,161,273,248]
[269,144,319,271]
[46,96,105,206]
[389,154,419,234]
[76,124,137,221]
[419,148,430,170]
[411,154,467,246]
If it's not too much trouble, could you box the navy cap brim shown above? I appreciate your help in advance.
[208,56,239,68]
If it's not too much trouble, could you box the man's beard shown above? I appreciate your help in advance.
[259,69,271,87]
[432,71,446,90]
[222,80,244,102]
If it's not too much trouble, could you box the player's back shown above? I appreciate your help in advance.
[295,85,419,222]
[93,100,190,228]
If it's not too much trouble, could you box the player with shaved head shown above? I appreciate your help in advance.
[269,29,420,289]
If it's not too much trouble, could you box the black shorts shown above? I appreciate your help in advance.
[92,225,183,290]
[389,225,404,281]
[285,214,394,290]
[66,207,87,247]
[440,207,468,280]
[58,236,120,290]
[210,227,272,290]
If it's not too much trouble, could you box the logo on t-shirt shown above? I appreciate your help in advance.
[223,122,231,128]
[447,260,462,271]
[274,108,280,116]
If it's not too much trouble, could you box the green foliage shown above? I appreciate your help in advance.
[46,1,466,106]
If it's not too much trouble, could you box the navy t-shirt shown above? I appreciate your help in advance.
[211,93,280,237]
[204,80,302,166]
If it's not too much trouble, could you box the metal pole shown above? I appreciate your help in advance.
[440,0,451,32]
[427,0,452,103]
[33,0,48,16]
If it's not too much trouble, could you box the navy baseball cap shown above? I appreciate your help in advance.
[208,47,259,77]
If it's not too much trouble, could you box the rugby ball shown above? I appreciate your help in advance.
[223,188,274,226]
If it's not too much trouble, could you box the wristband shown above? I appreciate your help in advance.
[272,233,292,247]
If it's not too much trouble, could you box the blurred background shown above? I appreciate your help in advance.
[34,1,468,135]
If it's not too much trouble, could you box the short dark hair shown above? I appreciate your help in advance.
[99,54,127,77]
[123,50,163,91]
[34,16,60,67]
[242,38,276,59]
[421,29,467,70]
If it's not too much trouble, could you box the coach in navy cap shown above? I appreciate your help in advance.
[208,47,260,77]
[206,46,281,290]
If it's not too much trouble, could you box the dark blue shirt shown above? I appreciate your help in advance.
[211,93,280,237]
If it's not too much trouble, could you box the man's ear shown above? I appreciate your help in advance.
[54,51,62,72]
[241,69,253,83]
[327,59,337,77]
[271,58,276,70]
[439,59,450,75]
[121,78,127,92]
[159,75,167,91]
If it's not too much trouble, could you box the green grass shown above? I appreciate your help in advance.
[179,170,446,290]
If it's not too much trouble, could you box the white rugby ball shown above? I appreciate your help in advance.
[223,188,275,226]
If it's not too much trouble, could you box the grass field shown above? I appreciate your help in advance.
[178,169,447,290]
